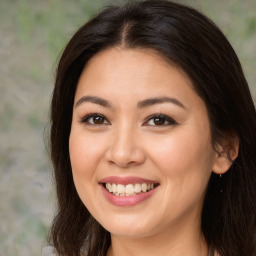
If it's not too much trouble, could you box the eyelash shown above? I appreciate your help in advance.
[80,113,109,125]
[144,113,177,126]
[80,113,177,126]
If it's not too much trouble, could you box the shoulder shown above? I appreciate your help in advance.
[41,246,57,256]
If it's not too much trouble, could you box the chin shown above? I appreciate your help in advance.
[106,227,151,238]
[98,216,156,238]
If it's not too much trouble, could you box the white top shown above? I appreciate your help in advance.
[41,245,216,255]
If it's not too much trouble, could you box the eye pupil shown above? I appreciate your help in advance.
[93,116,104,124]
[154,118,165,125]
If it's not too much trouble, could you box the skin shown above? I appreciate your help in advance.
[69,47,233,256]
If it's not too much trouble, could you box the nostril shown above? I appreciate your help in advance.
[105,137,146,167]
[108,159,137,168]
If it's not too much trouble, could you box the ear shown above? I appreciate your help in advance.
[212,133,239,175]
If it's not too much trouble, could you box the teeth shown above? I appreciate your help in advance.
[125,184,134,194]
[105,182,156,196]
[106,183,112,192]
[134,184,142,193]
[141,183,147,192]
[117,184,125,194]
[112,183,117,193]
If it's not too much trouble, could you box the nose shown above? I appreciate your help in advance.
[105,125,146,168]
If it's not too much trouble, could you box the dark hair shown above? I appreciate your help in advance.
[49,1,256,255]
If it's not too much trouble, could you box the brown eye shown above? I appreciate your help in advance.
[153,117,166,125]
[93,116,104,124]
[144,114,177,126]
[81,113,109,125]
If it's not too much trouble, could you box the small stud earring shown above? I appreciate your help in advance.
[220,173,223,193]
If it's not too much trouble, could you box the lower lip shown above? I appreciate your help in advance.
[100,184,159,207]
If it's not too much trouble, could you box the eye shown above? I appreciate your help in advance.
[81,113,110,125]
[144,114,177,126]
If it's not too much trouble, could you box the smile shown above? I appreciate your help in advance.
[99,176,159,206]
[105,183,156,196]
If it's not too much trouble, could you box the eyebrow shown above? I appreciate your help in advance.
[75,95,186,110]
[137,97,186,109]
[75,96,112,108]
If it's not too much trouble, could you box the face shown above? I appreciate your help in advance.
[69,47,218,238]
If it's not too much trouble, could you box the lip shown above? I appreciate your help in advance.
[99,176,158,185]
[99,176,159,207]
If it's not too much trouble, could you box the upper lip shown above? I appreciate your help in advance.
[99,176,159,185]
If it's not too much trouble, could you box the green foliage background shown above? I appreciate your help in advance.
[0,0,255,255]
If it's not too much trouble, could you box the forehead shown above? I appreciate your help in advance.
[75,47,196,102]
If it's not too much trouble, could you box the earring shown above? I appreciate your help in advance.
[220,174,223,193]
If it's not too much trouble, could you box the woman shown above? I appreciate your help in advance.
[46,1,256,255]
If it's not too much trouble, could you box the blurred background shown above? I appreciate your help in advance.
[0,0,255,255]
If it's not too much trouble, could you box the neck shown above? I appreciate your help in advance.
[107,219,208,256]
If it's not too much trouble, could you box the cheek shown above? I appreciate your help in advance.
[146,128,213,184]
[69,130,104,176]
[146,130,213,217]
[68,130,106,211]
[69,129,104,208]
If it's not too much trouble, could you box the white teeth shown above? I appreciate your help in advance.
[105,182,156,196]
[134,183,142,193]
[117,184,125,194]
[112,183,117,193]
[125,184,134,194]
[106,183,113,192]
[141,183,147,192]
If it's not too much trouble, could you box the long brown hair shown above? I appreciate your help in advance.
[49,1,256,255]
